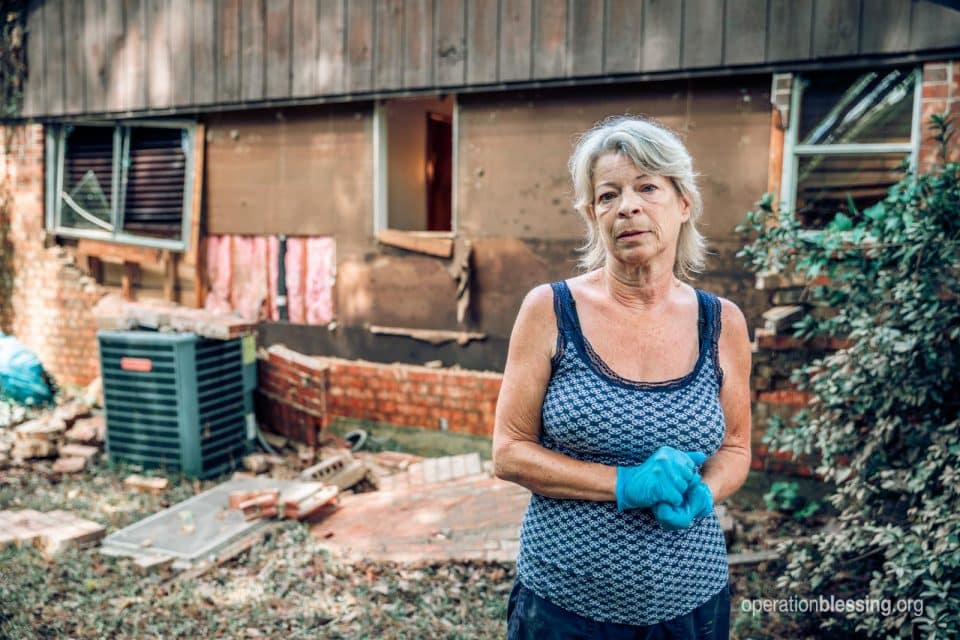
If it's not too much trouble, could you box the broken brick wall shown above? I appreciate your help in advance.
[256,345,501,445]
[0,124,105,388]
[748,58,959,478]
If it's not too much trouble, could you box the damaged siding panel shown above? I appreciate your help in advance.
[204,105,372,237]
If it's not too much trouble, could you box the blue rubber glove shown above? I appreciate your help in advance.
[652,479,714,530]
[615,447,707,512]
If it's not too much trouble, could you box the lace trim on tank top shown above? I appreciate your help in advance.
[558,280,714,392]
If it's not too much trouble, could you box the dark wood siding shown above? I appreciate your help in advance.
[19,0,960,118]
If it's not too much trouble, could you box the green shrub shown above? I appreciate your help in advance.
[737,114,960,638]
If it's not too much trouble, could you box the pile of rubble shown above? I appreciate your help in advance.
[1,386,105,474]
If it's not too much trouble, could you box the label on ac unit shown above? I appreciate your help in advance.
[245,413,256,440]
[241,335,257,365]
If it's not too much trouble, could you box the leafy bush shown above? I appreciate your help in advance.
[763,481,822,522]
[737,115,960,638]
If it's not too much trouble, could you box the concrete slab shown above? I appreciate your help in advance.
[311,475,530,563]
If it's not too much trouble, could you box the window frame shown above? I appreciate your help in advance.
[46,119,197,252]
[372,97,458,238]
[779,67,923,219]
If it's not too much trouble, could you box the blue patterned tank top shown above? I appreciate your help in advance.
[515,280,729,625]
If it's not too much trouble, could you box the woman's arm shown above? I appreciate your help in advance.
[492,284,618,501]
[701,297,753,503]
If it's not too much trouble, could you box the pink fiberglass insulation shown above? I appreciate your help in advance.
[305,237,335,325]
[284,237,306,324]
[230,236,270,322]
[203,234,334,324]
[204,235,233,313]
[265,236,280,320]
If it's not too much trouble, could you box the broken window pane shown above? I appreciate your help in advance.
[122,128,187,240]
[60,126,114,232]
[796,153,908,228]
[799,68,915,146]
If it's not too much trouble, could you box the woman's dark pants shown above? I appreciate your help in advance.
[507,580,730,640]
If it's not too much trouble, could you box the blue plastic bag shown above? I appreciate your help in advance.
[0,333,54,406]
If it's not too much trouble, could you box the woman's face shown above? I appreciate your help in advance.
[590,152,690,267]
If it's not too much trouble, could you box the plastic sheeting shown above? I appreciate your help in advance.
[0,334,54,406]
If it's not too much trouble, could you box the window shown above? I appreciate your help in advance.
[47,122,195,250]
[374,96,454,235]
[780,67,921,228]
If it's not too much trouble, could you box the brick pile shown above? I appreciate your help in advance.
[1,398,105,473]
[0,508,106,558]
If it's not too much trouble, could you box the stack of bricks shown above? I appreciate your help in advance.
[0,509,106,558]
[256,345,330,446]
[919,60,960,171]
[0,123,105,387]
[256,345,503,446]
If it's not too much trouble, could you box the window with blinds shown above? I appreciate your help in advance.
[782,67,920,229]
[49,122,194,249]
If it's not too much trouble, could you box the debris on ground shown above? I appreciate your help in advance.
[123,474,169,495]
[0,508,105,558]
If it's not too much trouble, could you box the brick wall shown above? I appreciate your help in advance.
[0,124,104,389]
[256,345,502,444]
[748,58,958,478]
[920,60,960,169]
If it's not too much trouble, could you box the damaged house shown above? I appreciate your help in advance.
[1,0,959,471]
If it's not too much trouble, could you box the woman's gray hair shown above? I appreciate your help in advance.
[568,115,707,279]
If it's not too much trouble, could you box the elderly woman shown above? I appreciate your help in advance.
[493,115,752,639]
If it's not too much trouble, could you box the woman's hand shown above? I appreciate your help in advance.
[651,480,714,530]
[615,447,707,511]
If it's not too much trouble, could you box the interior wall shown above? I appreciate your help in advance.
[385,96,454,231]
[456,77,771,243]
[203,104,373,240]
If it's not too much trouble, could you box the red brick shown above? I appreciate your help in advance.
[923,83,950,100]
[757,390,812,406]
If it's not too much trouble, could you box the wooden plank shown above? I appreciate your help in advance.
[101,0,125,113]
[192,0,216,105]
[859,0,909,54]
[185,123,205,307]
[77,239,163,265]
[435,0,466,87]
[241,0,266,101]
[403,0,433,88]
[217,0,241,103]
[604,0,642,73]
[82,0,104,113]
[533,0,567,79]
[23,0,45,118]
[169,0,193,107]
[466,0,498,84]
[63,0,86,114]
[123,0,149,111]
[812,0,861,58]
[291,0,318,97]
[317,0,345,94]
[642,0,682,71]
[122,262,140,300]
[724,0,767,66]
[767,0,813,62]
[683,0,724,69]
[43,0,65,115]
[909,0,960,51]
[346,0,374,92]
[265,0,292,99]
[162,251,179,302]
[374,0,403,90]
[499,0,533,81]
[377,229,454,257]
[146,0,173,109]
[568,0,603,77]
